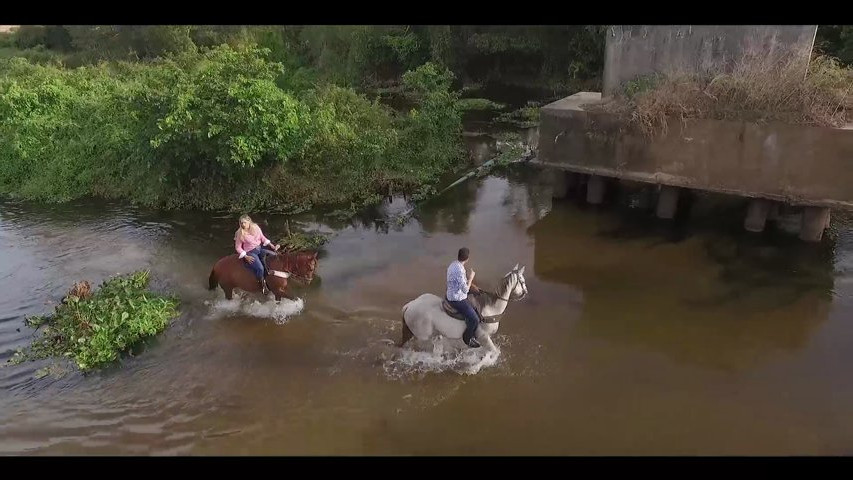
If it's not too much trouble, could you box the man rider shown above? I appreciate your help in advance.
[446,247,481,348]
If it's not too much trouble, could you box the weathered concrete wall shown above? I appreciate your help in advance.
[603,25,818,97]
[536,92,853,209]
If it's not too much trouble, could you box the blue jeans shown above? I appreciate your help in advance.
[243,247,276,280]
[447,298,479,345]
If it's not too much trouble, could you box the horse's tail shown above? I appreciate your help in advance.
[400,302,413,346]
[208,268,218,290]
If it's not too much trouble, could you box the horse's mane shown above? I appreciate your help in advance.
[267,249,316,259]
[469,272,515,311]
[285,249,317,257]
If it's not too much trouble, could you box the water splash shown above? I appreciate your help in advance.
[205,294,304,325]
[383,337,501,378]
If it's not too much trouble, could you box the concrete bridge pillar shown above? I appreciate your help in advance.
[551,170,582,199]
[586,175,606,205]
[768,202,781,223]
[770,204,802,235]
[744,199,772,233]
[800,207,831,242]
[655,186,680,219]
[566,172,581,196]
[550,169,569,199]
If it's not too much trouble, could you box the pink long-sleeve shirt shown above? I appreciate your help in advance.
[235,224,271,258]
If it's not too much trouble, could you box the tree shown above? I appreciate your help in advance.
[816,25,853,65]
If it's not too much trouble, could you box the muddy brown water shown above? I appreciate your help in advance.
[2,148,853,454]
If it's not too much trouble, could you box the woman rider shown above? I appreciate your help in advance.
[235,215,280,294]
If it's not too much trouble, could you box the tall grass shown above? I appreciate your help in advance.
[591,48,852,137]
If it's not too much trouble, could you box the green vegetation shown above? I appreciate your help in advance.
[0,25,607,91]
[457,98,506,111]
[277,226,330,251]
[8,271,179,372]
[5,25,849,210]
[815,25,853,66]
[492,132,530,167]
[497,102,541,127]
[0,25,608,212]
[0,46,463,211]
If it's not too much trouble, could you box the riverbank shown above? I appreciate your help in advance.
[0,26,574,215]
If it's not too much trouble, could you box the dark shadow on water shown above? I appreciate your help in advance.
[693,228,836,310]
[528,190,837,371]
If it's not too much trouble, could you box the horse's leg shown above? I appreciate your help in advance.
[223,286,234,301]
[483,335,497,352]
[275,283,296,301]
[400,317,414,347]
[478,330,498,352]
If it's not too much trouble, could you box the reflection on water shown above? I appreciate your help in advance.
[417,178,479,235]
[3,163,853,454]
[530,200,835,371]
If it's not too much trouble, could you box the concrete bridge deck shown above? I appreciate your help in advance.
[532,92,853,241]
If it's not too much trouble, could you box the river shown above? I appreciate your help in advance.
[3,118,853,455]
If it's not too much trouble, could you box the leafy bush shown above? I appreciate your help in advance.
[9,271,179,372]
[0,47,464,212]
[457,97,506,111]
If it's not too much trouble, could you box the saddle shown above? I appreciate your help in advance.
[441,292,495,324]
[261,253,289,279]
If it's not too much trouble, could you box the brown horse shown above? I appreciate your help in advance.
[208,250,319,301]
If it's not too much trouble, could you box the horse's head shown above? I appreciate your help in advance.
[298,251,319,283]
[503,263,528,301]
[277,250,319,284]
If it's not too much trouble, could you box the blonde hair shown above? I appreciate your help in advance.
[236,215,255,241]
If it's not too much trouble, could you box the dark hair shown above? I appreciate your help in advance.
[457,247,470,262]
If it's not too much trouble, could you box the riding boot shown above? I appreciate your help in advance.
[259,278,269,295]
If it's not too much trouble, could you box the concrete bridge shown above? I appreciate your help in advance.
[532,25,852,242]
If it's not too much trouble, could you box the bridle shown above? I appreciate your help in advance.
[267,252,316,283]
[496,272,528,302]
[471,271,527,324]
[288,270,314,283]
